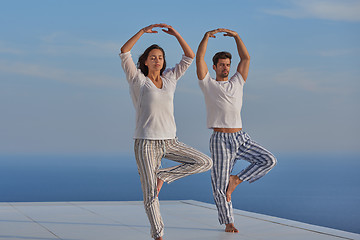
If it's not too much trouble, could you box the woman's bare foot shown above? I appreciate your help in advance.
[226,175,242,202]
[157,178,164,197]
[225,223,239,233]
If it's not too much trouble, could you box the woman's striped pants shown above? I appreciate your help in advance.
[210,131,277,225]
[134,138,213,239]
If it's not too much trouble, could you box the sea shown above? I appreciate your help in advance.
[0,153,359,234]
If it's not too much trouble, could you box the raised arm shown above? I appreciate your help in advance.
[196,29,221,80]
[120,24,161,53]
[223,29,250,81]
[161,24,195,59]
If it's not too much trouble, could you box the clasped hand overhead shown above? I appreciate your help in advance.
[206,28,239,38]
[142,23,179,37]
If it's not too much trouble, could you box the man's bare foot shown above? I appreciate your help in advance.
[225,223,239,233]
[157,178,164,197]
[226,175,242,202]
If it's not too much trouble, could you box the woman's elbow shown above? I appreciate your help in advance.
[186,52,195,59]
[120,46,129,53]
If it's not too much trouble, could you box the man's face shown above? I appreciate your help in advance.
[213,58,231,79]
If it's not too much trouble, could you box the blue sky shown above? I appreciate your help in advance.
[1,0,359,155]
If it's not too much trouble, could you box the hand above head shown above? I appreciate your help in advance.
[197,27,248,81]
[206,28,239,38]
[121,23,187,54]
[204,28,249,80]
[121,24,163,53]
[121,23,193,58]
[141,23,180,37]
[142,24,163,33]
[158,23,194,58]
[222,29,239,38]
[161,24,180,37]
[205,29,222,38]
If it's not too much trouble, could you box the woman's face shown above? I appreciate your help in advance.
[145,49,164,73]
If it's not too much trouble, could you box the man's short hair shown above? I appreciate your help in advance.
[212,51,232,66]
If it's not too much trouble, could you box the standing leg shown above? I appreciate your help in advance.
[236,132,277,183]
[134,139,164,240]
[157,138,212,183]
[209,132,238,228]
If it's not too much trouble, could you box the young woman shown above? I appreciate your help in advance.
[120,23,212,240]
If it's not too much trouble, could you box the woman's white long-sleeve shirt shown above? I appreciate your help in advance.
[120,51,193,139]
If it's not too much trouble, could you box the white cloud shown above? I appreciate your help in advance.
[38,40,119,57]
[0,41,25,55]
[37,32,120,57]
[79,39,120,53]
[316,48,360,57]
[272,67,357,95]
[39,32,66,43]
[0,59,126,88]
[0,33,120,57]
[264,0,360,22]
[0,33,125,88]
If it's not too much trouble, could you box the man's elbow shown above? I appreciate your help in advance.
[196,71,206,80]
[243,54,250,61]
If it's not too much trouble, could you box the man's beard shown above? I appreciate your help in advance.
[220,72,229,78]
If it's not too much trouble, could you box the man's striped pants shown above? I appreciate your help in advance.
[210,131,277,225]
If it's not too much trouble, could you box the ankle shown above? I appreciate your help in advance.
[231,175,242,184]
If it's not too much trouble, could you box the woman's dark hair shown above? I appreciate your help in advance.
[212,51,232,66]
[137,44,166,76]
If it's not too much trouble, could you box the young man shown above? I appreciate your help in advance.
[196,28,277,233]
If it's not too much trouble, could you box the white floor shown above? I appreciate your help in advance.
[0,200,359,240]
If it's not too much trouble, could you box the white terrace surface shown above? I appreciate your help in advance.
[0,200,359,240]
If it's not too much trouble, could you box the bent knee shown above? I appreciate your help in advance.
[267,154,277,168]
[194,154,213,170]
[203,156,213,170]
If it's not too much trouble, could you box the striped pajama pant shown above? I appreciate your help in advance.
[210,131,277,225]
[134,138,212,239]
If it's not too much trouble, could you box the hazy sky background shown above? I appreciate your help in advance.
[1,0,359,156]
